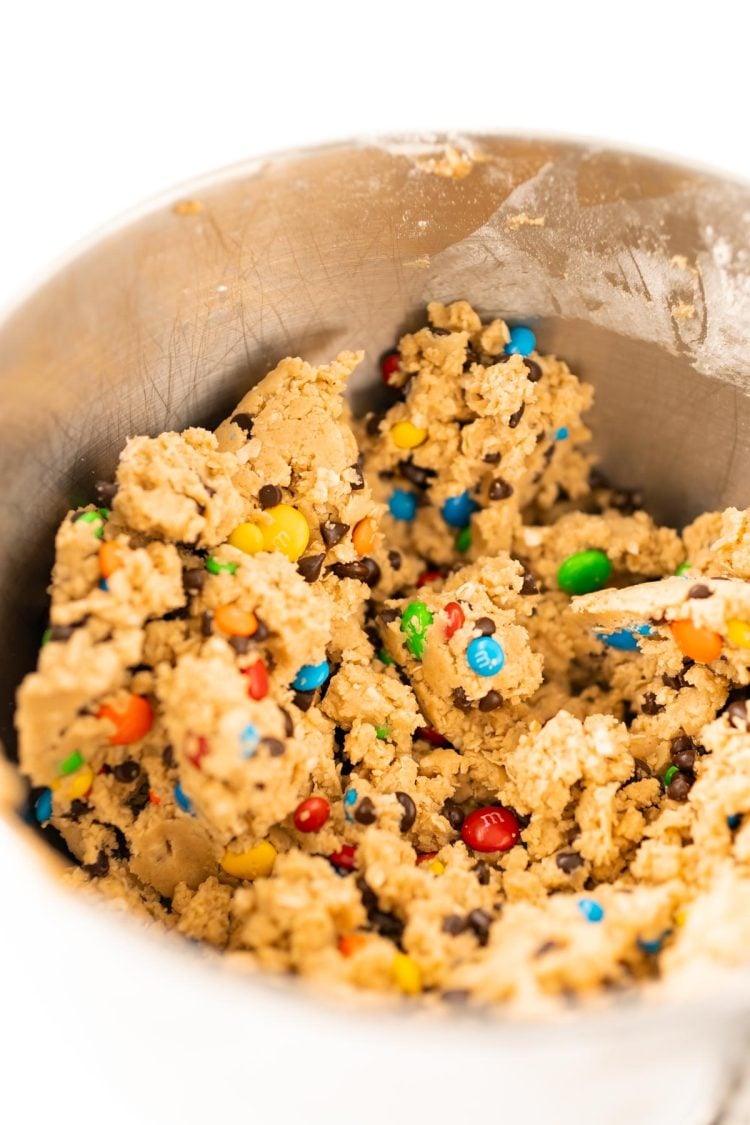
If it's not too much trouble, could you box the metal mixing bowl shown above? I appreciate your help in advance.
[2,135,750,1124]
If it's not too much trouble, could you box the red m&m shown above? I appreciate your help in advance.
[294,796,330,832]
[244,660,269,701]
[380,350,401,384]
[329,844,357,870]
[444,601,465,639]
[461,806,520,853]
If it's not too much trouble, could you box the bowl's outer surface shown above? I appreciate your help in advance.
[3,135,750,1123]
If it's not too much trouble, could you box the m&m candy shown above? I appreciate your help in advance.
[441,491,479,529]
[400,601,434,659]
[670,619,722,663]
[99,541,123,578]
[461,806,519,852]
[294,796,331,832]
[444,601,465,639]
[466,636,505,677]
[505,325,536,356]
[352,516,378,555]
[206,556,238,576]
[238,723,260,758]
[727,619,750,648]
[173,782,193,813]
[34,789,53,823]
[554,426,569,441]
[392,952,422,994]
[243,660,269,700]
[388,489,418,521]
[220,840,276,879]
[292,660,330,692]
[97,695,153,745]
[391,421,427,450]
[228,522,264,555]
[329,844,357,870]
[214,605,258,637]
[577,898,605,923]
[260,504,310,561]
[380,350,400,384]
[597,623,653,651]
[557,550,612,595]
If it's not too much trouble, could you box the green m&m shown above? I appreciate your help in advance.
[557,549,612,596]
[205,556,238,576]
[400,600,434,659]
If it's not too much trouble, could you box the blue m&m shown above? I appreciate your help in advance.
[554,426,569,441]
[174,782,193,813]
[442,491,479,529]
[239,723,260,758]
[597,624,654,651]
[344,788,358,821]
[34,789,53,823]
[389,489,418,521]
[577,898,605,923]
[467,636,505,677]
[505,326,536,357]
[292,660,330,692]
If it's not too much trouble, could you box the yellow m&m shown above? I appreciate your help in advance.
[727,619,750,649]
[390,421,427,450]
[220,839,277,879]
[392,952,422,995]
[260,504,309,561]
[229,522,264,555]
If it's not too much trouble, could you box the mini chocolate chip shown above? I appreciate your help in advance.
[467,908,492,946]
[442,989,470,1005]
[520,569,539,595]
[534,940,560,958]
[475,617,495,636]
[399,459,436,490]
[442,914,467,936]
[279,708,294,737]
[109,824,131,860]
[478,690,503,712]
[670,734,696,771]
[609,488,643,515]
[183,568,206,594]
[365,413,384,437]
[431,326,451,336]
[728,699,750,731]
[488,477,513,501]
[259,484,282,509]
[94,480,119,505]
[395,791,416,833]
[231,413,254,435]
[508,403,525,429]
[162,745,175,768]
[360,558,381,587]
[688,583,712,599]
[452,687,473,711]
[113,760,140,783]
[556,851,583,873]
[229,635,251,655]
[67,799,90,823]
[350,455,365,491]
[293,690,316,712]
[666,772,694,802]
[49,624,76,641]
[329,559,374,583]
[483,451,501,465]
[473,860,490,885]
[588,467,611,490]
[371,909,405,944]
[542,444,555,466]
[379,607,400,625]
[163,606,189,622]
[125,776,151,816]
[354,796,377,825]
[321,521,350,547]
[201,611,213,637]
[297,553,325,583]
[662,670,686,690]
[82,849,110,878]
[260,737,285,758]
[442,800,465,830]
[387,549,402,572]
[641,692,663,716]
[631,758,652,781]
[524,358,542,382]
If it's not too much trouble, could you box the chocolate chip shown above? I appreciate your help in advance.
[556,851,583,873]
[229,635,251,654]
[94,480,119,506]
[297,553,325,583]
[728,699,750,731]
[452,687,472,712]
[641,692,663,716]
[395,792,416,833]
[360,558,381,587]
[67,799,90,823]
[365,413,384,437]
[467,908,492,946]
[666,772,694,802]
[399,459,436,490]
[473,860,490,885]
[488,477,513,501]
[662,670,686,690]
[125,776,151,816]
[441,989,470,1005]
[279,708,294,737]
[588,467,611,490]
[542,444,555,466]
[520,569,539,595]
[609,488,643,515]
[260,737,285,758]
[371,909,405,944]
[524,358,542,382]
[478,690,503,712]
[321,521,350,547]
[162,746,175,768]
[431,326,451,336]
[474,617,495,636]
[293,690,316,712]
[113,760,140,783]
[163,606,189,622]
[508,404,525,429]
[387,550,402,572]
[442,800,465,830]
[183,568,206,594]
[201,611,213,637]
[329,559,378,584]
[670,734,696,771]
[82,849,110,878]
[231,413,254,435]
[350,455,365,491]
[49,624,76,641]
[253,616,270,643]
[442,914,467,936]
[109,824,130,860]
[483,451,501,465]
[259,484,282,509]
[353,796,377,825]
[688,583,712,599]
[534,940,560,958]
[631,758,652,782]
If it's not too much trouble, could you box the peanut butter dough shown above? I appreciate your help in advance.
[16,302,750,1010]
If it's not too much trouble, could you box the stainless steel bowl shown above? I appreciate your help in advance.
[2,135,750,1124]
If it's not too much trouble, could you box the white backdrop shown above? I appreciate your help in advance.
[3,2,750,1122]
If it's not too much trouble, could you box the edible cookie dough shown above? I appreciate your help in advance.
[16,302,750,1009]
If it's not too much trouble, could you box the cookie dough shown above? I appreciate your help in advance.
[16,302,750,1010]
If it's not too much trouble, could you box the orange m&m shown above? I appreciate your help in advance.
[670,619,722,663]
[99,541,124,578]
[214,604,258,637]
[98,694,153,745]
[352,516,377,557]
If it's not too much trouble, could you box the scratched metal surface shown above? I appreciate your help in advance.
[2,135,750,753]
